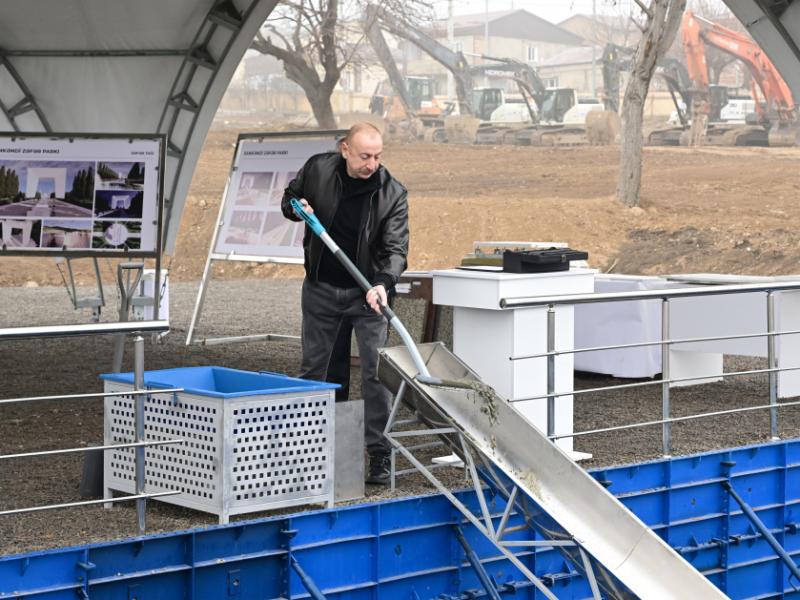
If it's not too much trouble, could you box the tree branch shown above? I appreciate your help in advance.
[633,0,654,20]
[630,15,647,34]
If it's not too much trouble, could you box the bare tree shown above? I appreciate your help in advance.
[617,0,687,208]
[251,0,431,129]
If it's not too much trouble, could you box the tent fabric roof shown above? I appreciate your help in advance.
[0,1,208,51]
[0,0,280,252]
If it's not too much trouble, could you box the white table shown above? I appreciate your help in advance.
[433,267,596,456]
[574,274,800,398]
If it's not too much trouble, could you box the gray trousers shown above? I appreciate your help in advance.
[300,279,391,455]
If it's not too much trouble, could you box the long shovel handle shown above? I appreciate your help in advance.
[290,198,434,380]
[290,198,392,313]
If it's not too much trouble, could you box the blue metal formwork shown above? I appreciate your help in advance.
[590,440,800,599]
[4,440,800,599]
[0,490,594,600]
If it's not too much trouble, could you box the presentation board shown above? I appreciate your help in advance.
[213,132,341,262]
[0,133,164,257]
[186,130,345,345]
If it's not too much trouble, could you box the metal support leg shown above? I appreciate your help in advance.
[112,263,144,372]
[384,381,406,436]
[495,486,518,541]
[385,381,406,492]
[662,298,671,457]
[134,336,146,535]
[722,480,800,584]
[546,304,556,440]
[386,435,559,600]
[460,439,495,538]
[578,547,603,600]
[453,525,503,600]
[768,291,779,440]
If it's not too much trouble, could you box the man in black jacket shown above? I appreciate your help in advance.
[282,123,408,485]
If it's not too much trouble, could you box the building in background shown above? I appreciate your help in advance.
[403,9,585,94]
[537,46,601,97]
[559,13,636,47]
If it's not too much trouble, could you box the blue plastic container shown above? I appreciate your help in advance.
[100,365,338,398]
[100,366,339,524]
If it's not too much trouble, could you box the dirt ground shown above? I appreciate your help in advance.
[2,123,800,556]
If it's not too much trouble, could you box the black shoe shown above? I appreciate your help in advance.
[366,452,391,485]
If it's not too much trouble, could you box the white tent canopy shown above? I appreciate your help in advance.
[0,0,279,252]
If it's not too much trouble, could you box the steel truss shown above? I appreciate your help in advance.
[383,381,605,600]
[157,0,266,249]
[0,54,50,132]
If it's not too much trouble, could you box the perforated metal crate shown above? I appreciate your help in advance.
[102,367,337,523]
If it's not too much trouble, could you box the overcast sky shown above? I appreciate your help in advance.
[433,0,728,23]
[433,0,636,23]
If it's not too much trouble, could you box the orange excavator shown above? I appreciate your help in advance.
[682,10,799,146]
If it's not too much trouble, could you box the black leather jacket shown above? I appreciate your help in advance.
[281,152,409,288]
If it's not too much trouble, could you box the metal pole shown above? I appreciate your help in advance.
[0,491,178,517]
[591,0,597,96]
[134,335,146,534]
[453,526,503,600]
[500,280,800,309]
[722,480,800,583]
[767,291,779,440]
[548,395,800,441]
[662,298,671,457]
[290,556,328,600]
[484,0,489,57]
[447,0,455,101]
[547,304,556,440]
[112,264,143,372]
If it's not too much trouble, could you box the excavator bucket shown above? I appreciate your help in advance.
[443,115,481,144]
[768,123,800,147]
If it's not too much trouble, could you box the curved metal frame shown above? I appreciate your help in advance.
[0,55,51,132]
[0,1,281,254]
[157,0,279,252]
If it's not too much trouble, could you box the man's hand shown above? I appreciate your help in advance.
[298,198,314,214]
[366,284,387,315]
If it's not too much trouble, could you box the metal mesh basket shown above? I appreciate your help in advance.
[103,367,336,523]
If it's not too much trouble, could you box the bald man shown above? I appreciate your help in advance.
[282,123,409,485]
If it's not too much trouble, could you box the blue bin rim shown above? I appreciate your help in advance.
[99,365,339,399]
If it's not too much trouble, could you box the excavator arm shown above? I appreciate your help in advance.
[682,10,795,124]
[469,58,549,122]
[363,6,417,119]
[367,4,475,116]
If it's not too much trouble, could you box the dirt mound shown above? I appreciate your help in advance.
[614,227,800,275]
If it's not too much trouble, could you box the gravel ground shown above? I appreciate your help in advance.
[0,278,796,555]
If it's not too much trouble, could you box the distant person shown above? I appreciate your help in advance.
[281,122,408,485]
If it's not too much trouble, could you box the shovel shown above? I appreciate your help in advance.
[290,197,474,390]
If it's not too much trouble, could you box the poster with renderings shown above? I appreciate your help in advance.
[0,134,163,256]
[213,134,341,261]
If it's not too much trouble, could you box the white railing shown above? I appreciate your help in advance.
[501,281,800,456]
